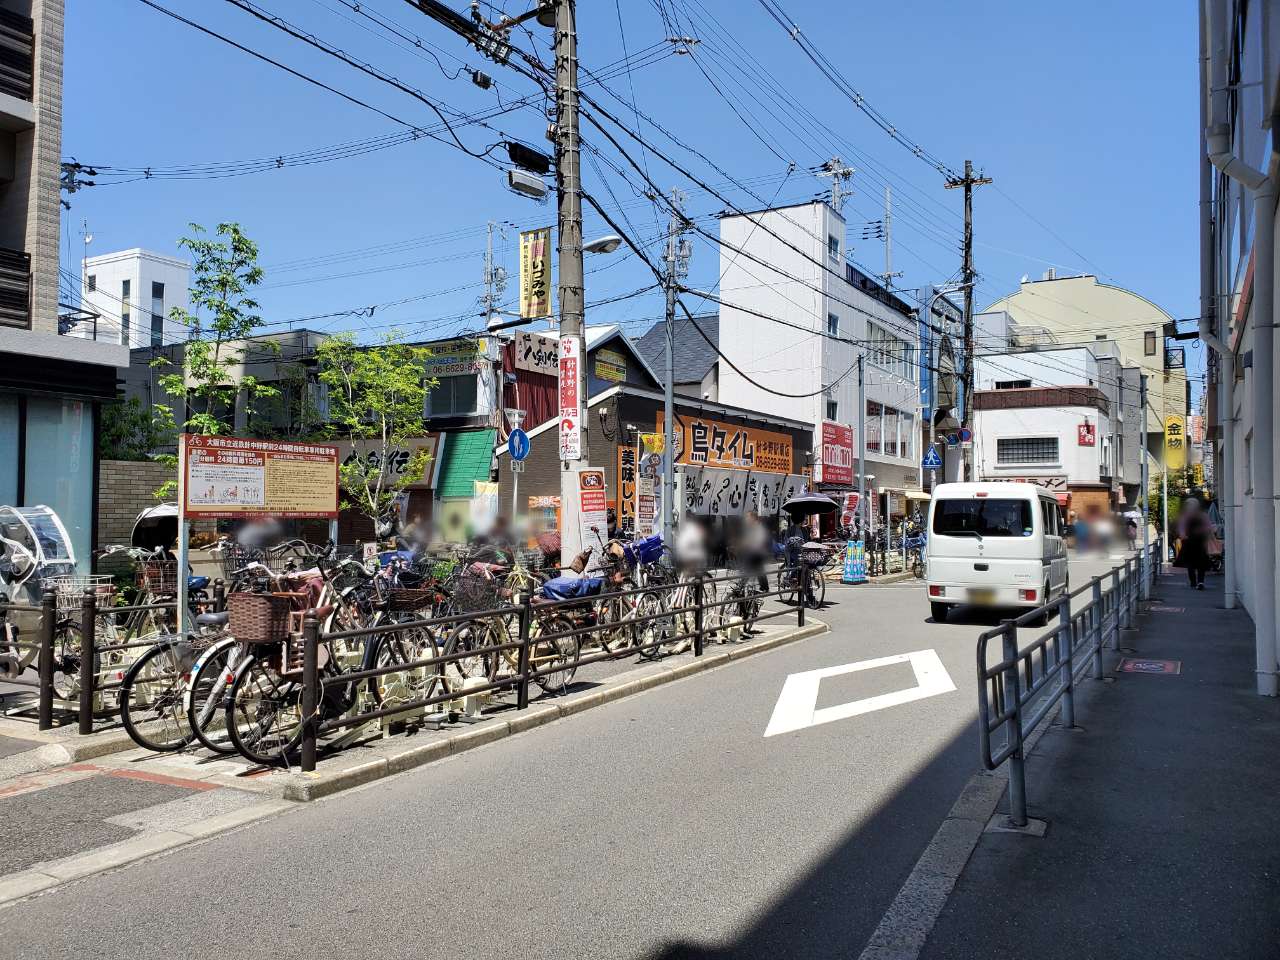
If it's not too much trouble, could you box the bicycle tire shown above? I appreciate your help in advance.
[224,653,305,766]
[185,639,242,755]
[530,615,579,694]
[806,571,826,610]
[442,620,497,688]
[119,640,194,753]
[777,569,799,606]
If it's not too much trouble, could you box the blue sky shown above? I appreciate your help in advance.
[63,0,1201,395]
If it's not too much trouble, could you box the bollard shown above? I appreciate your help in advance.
[300,616,319,773]
[78,589,96,735]
[515,603,532,711]
[797,560,808,628]
[1120,561,1133,630]
[1000,620,1028,827]
[37,590,55,731]
[1109,568,1122,646]
[213,578,226,613]
[692,577,705,657]
[1058,595,1077,724]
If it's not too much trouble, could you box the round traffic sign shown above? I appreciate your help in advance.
[508,428,530,462]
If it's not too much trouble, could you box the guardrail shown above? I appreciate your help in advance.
[297,562,817,772]
[976,541,1163,827]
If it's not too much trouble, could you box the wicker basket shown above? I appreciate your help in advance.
[228,592,299,645]
[138,560,178,596]
[387,587,438,612]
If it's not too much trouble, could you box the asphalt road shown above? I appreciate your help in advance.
[0,555,1125,960]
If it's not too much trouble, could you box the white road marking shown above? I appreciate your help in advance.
[763,649,956,738]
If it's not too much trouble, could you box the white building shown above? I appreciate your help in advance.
[79,248,190,349]
[716,200,922,517]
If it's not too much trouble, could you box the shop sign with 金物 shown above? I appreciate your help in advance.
[182,434,338,519]
[514,330,558,375]
[594,348,627,383]
[658,413,793,474]
[519,227,553,319]
[819,420,855,486]
[559,337,582,460]
[1165,415,1187,471]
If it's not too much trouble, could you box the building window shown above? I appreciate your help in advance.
[427,374,478,416]
[826,399,838,421]
[827,313,839,337]
[1144,330,1157,356]
[866,400,882,453]
[1095,334,1106,341]
[996,436,1059,464]
[120,279,130,345]
[150,281,165,347]
[828,234,840,262]
[994,379,1032,390]
[86,275,96,292]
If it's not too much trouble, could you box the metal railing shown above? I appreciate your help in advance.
[976,541,1163,827]
[297,562,818,772]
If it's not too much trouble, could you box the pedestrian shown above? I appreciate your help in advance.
[1125,516,1138,551]
[739,510,771,594]
[1073,511,1090,553]
[1172,499,1211,590]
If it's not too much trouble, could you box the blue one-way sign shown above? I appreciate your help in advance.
[508,428,530,462]
[922,445,943,470]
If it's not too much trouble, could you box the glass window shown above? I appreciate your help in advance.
[0,395,17,506]
[866,400,882,453]
[994,379,1032,390]
[827,313,839,337]
[1144,331,1157,356]
[22,399,94,570]
[997,436,1059,464]
[828,234,840,262]
[883,407,899,457]
[427,374,478,416]
[86,275,96,292]
[151,281,165,347]
[901,412,913,461]
[121,279,131,345]
[826,399,838,421]
[933,498,1034,538]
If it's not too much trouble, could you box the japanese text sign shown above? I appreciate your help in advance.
[658,413,792,474]
[519,227,552,319]
[181,434,338,519]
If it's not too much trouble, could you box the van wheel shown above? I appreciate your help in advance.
[930,602,948,623]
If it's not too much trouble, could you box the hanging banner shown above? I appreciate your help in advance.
[840,492,860,528]
[513,331,558,375]
[559,336,581,461]
[692,467,751,517]
[181,434,338,520]
[617,445,637,537]
[842,541,867,584]
[754,473,785,516]
[781,474,808,506]
[657,413,792,474]
[577,469,608,563]
[1164,415,1186,470]
[1077,422,1097,447]
[519,226,552,319]
[678,465,702,516]
[819,420,855,486]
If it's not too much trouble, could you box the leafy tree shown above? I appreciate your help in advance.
[99,396,170,461]
[316,332,436,526]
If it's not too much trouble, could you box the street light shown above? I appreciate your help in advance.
[583,234,622,254]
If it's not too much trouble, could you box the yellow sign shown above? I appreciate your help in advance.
[1164,415,1186,470]
[595,348,626,383]
[657,413,793,474]
[1192,462,1205,485]
[422,338,483,377]
[519,226,552,319]
[640,432,664,455]
[181,434,339,519]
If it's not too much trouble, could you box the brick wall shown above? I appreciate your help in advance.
[97,459,174,548]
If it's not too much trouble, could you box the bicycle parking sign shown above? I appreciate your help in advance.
[181,434,339,519]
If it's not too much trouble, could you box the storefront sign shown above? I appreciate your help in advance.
[1164,415,1186,470]
[181,434,338,519]
[1004,475,1068,491]
[519,227,552,319]
[1078,422,1096,447]
[658,413,793,474]
[332,435,441,489]
[617,446,637,537]
[559,336,582,460]
[1189,415,1205,446]
[840,492,860,528]
[820,420,855,486]
[422,338,484,377]
[513,330,558,375]
[577,470,608,558]
[1192,462,1205,485]
[594,348,627,383]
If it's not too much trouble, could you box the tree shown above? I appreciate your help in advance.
[99,396,170,461]
[316,332,436,526]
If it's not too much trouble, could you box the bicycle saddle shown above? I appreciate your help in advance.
[188,575,210,591]
[195,611,229,627]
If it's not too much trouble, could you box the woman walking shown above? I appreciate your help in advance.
[1173,499,1211,590]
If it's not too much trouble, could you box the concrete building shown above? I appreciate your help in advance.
[1199,0,1280,695]
[0,0,127,566]
[982,273,1187,447]
[715,199,922,521]
[78,248,190,348]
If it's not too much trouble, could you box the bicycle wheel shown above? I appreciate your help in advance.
[441,620,497,689]
[224,653,304,766]
[185,640,243,755]
[529,615,579,694]
[630,591,671,659]
[383,616,446,702]
[778,569,799,606]
[806,570,826,610]
[119,640,194,752]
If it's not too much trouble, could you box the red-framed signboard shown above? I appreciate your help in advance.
[180,434,339,519]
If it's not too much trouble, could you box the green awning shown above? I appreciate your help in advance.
[436,429,496,498]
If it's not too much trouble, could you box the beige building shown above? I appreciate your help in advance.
[982,273,1187,441]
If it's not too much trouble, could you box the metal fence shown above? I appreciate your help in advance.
[297,562,817,772]
[976,541,1163,827]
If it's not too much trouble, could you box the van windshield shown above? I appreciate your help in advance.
[932,498,1034,538]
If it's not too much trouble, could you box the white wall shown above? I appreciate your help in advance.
[974,404,1111,486]
[974,348,1099,390]
[79,248,190,348]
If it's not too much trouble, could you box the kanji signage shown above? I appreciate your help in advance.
[519,227,552,319]
[577,469,608,557]
[559,336,582,461]
[819,420,855,486]
[658,413,793,474]
[1078,422,1096,447]
[332,435,440,490]
[594,348,627,383]
[181,434,338,519]
[421,338,484,377]
[513,331,558,375]
[1164,415,1186,470]
[616,445,637,536]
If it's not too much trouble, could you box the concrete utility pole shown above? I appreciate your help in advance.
[819,157,854,213]
[662,188,690,546]
[944,160,991,481]
[857,352,866,528]
[1139,373,1151,597]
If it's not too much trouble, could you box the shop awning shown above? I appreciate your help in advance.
[1055,492,1072,508]
[904,490,932,500]
[436,429,496,499]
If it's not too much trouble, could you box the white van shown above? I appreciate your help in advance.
[925,482,1068,623]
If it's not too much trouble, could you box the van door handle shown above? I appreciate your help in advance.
[974,563,989,572]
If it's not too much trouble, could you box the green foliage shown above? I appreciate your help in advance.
[99,396,170,461]
[315,332,437,525]
[1148,465,1205,527]
[151,222,278,439]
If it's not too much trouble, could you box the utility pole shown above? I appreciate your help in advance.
[662,188,690,547]
[881,186,901,290]
[819,157,854,213]
[480,220,508,330]
[944,160,991,480]
[1139,373,1151,596]
[857,352,866,529]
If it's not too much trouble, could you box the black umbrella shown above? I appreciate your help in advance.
[781,492,839,517]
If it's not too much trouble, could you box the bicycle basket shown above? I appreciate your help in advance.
[42,575,115,617]
[228,592,299,645]
[386,587,438,612]
[136,560,178,595]
[455,572,504,612]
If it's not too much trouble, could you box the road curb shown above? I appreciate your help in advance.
[279,619,829,802]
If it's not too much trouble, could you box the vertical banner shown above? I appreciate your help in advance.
[577,469,608,564]
[842,540,867,584]
[820,420,855,486]
[1164,415,1186,470]
[637,433,662,537]
[559,336,582,460]
[519,227,552,319]
[617,446,637,537]
[471,481,499,536]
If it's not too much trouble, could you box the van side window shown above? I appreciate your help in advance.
[1041,500,1055,536]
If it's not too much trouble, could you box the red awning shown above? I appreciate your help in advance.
[1055,493,1072,508]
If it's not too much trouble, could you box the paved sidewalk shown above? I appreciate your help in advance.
[916,570,1280,960]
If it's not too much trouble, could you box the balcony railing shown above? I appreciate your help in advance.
[0,246,30,329]
[0,9,33,103]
